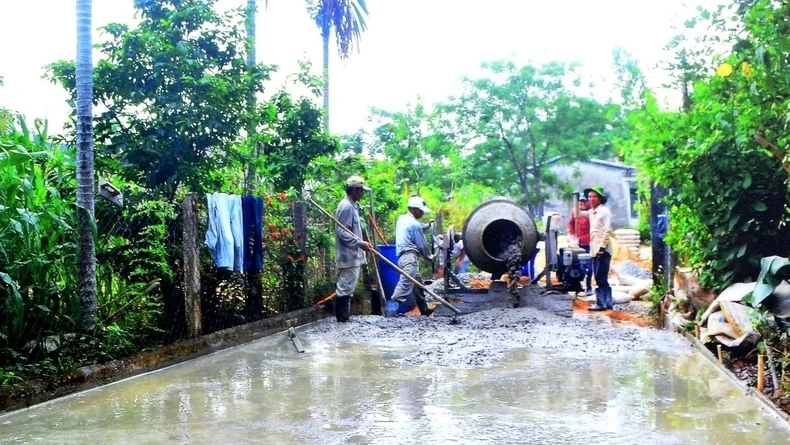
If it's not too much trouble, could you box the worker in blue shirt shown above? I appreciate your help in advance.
[390,196,435,316]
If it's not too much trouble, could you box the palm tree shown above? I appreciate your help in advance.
[306,0,369,130]
[76,0,97,332]
[245,0,258,191]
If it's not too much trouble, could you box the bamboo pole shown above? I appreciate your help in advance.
[308,196,461,315]
[368,215,389,245]
[757,354,765,393]
[717,345,723,363]
[367,190,388,313]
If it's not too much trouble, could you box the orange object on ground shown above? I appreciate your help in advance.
[572,298,655,327]
[313,292,337,307]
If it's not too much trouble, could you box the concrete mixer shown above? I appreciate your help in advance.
[439,199,587,295]
[461,199,539,278]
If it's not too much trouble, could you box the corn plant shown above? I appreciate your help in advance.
[0,112,78,356]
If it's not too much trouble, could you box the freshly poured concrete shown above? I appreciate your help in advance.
[1,307,788,444]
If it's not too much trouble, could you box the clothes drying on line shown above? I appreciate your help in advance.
[205,193,264,273]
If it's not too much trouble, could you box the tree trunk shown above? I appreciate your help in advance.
[244,0,258,193]
[322,24,330,131]
[519,175,532,215]
[76,0,97,333]
[182,193,202,337]
[651,183,672,290]
[531,152,543,218]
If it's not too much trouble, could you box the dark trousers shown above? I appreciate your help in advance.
[241,196,264,273]
[593,251,612,308]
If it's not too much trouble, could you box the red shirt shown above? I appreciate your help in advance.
[567,214,590,246]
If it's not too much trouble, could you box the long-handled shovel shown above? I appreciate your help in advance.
[307,197,462,316]
[365,190,388,315]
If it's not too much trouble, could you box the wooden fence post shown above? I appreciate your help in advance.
[293,201,308,308]
[183,193,202,337]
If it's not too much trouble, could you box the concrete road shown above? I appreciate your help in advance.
[1,305,788,444]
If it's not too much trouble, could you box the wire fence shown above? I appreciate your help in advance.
[93,191,339,345]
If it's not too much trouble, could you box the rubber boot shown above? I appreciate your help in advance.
[604,288,614,310]
[416,291,434,317]
[336,296,351,322]
[589,289,606,311]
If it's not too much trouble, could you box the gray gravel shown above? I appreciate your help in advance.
[614,260,653,280]
[304,306,691,368]
[427,272,492,295]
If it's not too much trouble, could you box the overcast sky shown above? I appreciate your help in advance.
[0,0,718,135]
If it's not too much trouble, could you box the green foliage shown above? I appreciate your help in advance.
[46,0,271,196]
[623,0,790,290]
[368,101,464,197]
[750,256,790,307]
[0,112,77,352]
[257,89,339,192]
[95,194,176,342]
[306,0,368,57]
[443,60,618,216]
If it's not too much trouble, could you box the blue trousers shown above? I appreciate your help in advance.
[593,251,612,308]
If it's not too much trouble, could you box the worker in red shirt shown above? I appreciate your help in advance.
[567,194,593,296]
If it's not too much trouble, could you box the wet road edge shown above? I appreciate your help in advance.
[682,331,790,427]
[0,307,329,415]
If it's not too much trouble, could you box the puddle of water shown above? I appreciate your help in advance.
[0,330,788,444]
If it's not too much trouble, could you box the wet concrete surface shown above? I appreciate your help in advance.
[1,306,789,444]
[433,284,575,318]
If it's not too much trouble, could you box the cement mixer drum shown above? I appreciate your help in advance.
[462,199,539,277]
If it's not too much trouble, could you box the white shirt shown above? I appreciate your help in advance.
[586,204,613,254]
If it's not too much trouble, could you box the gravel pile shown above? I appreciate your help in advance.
[303,306,691,368]
[614,260,653,280]
[427,272,492,295]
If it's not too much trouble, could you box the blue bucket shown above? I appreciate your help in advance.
[377,244,399,300]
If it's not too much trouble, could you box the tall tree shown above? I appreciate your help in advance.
[306,0,369,130]
[368,102,463,196]
[245,0,259,192]
[446,61,614,217]
[75,0,97,332]
[48,0,270,197]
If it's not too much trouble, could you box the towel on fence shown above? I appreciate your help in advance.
[205,193,244,271]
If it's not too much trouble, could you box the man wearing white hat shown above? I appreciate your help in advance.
[334,176,373,322]
[390,196,435,316]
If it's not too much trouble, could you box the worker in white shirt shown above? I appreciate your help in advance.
[583,186,614,311]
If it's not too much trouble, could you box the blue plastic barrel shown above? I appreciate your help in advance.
[377,244,399,300]
[521,247,541,281]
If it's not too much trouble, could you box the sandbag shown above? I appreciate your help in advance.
[614,229,640,236]
[719,301,756,337]
[715,331,761,348]
[618,273,643,286]
[767,281,790,319]
[717,282,756,302]
[703,311,739,339]
[629,281,651,299]
[612,290,633,304]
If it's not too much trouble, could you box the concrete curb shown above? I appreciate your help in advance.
[681,332,790,426]
[0,306,329,415]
